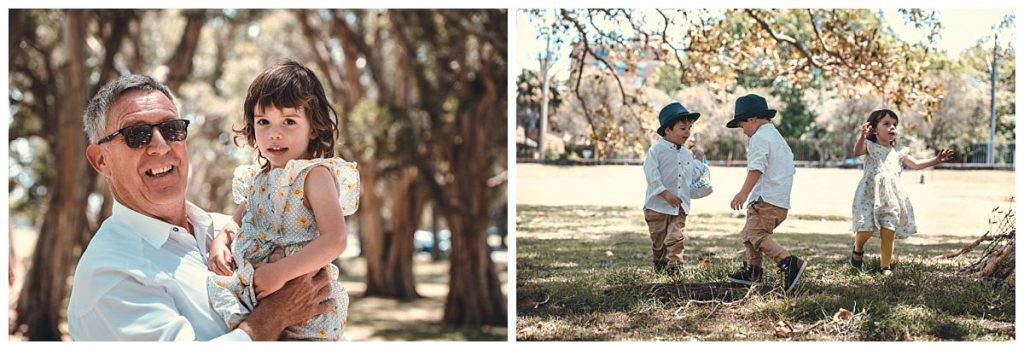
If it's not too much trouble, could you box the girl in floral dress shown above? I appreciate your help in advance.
[849,109,952,275]
[207,59,359,340]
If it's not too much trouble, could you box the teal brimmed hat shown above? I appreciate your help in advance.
[726,94,777,128]
[657,102,700,136]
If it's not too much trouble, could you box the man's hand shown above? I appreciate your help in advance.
[659,191,682,208]
[237,267,333,341]
[730,191,749,210]
[936,149,953,163]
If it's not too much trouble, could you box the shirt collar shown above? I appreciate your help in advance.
[110,200,210,249]
[658,138,683,150]
[755,122,776,135]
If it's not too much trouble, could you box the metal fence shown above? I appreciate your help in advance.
[967,142,1015,164]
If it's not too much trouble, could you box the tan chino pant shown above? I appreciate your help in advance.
[644,209,688,266]
[740,201,790,267]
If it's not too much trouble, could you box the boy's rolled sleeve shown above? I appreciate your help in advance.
[643,149,666,196]
[746,138,769,174]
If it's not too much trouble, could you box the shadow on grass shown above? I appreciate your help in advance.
[369,321,506,341]
[516,205,1015,341]
[602,281,770,302]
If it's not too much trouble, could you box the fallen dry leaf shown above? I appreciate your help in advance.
[833,308,853,323]
[604,250,614,257]
[774,320,794,338]
[698,258,713,268]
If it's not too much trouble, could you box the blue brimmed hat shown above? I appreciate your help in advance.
[657,102,700,136]
[726,94,777,128]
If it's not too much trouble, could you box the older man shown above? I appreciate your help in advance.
[68,74,332,341]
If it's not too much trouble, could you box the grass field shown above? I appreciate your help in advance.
[515,205,1015,341]
[516,164,1015,238]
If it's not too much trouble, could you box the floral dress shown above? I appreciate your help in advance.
[208,158,360,341]
[852,141,917,238]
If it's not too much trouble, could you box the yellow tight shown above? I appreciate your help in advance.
[854,228,896,268]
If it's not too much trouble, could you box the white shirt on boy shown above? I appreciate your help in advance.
[745,122,795,209]
[643,138,699,216]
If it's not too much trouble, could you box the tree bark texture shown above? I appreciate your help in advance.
[15,10,91,340]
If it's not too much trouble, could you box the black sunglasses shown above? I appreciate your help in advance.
[96,119,190,148]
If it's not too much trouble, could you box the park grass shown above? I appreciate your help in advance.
[340,255,508,341]
[515,205,1015,341]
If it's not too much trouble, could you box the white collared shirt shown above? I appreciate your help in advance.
[745,123,795,209]
[67,201,249,341]
[643,138,699,215]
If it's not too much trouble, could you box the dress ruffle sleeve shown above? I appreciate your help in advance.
[281,158,361,216]
[231,165,259,205]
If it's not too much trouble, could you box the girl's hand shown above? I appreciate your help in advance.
[208,221,238,276]
[860,122,872,139]
[253,264,286,300]
[209,243,235,276]
[936,149,953,163]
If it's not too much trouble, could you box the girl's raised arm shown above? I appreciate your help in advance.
[853,122,871,157]
[902,149,953,170]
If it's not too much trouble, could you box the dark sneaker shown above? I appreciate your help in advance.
[850,250,864,270]
[778,256,808,293]
[726,264,763,285]
[653,261,667,273]
[664,263,683,275]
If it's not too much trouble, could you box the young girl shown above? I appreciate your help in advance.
[850,109,952,275]
[207,59,360,340]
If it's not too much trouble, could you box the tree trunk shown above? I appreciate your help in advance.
[442,205,506,326]
[383,167,427,298]
[15,10,91,340]
[363,166,425,300]
[358,166,387,295]
[438,46,507,326]
[164,9,205,91]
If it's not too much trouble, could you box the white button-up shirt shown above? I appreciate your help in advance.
[745,123,795,209]
[644,138,698,215]
[67,201,249,341]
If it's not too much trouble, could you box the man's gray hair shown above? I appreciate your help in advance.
[84,74,178,144]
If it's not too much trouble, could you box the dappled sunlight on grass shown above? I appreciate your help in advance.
[516,205,1014,341]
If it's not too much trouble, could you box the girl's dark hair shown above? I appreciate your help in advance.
[866,109,898,146]
[236,59,339,171]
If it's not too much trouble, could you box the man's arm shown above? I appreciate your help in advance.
[237,267,334,341]
[70,261,333,341]
[71,278,250,341]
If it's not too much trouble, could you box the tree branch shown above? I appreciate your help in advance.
[746,9,823,69]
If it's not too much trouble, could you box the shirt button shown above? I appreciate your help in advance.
[173,228,179,232]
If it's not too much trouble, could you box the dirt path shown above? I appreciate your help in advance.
[517,164,1015,238]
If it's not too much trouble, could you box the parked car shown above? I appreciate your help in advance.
[413,229,451,254]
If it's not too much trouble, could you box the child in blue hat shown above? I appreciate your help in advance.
[642,102,712,274]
